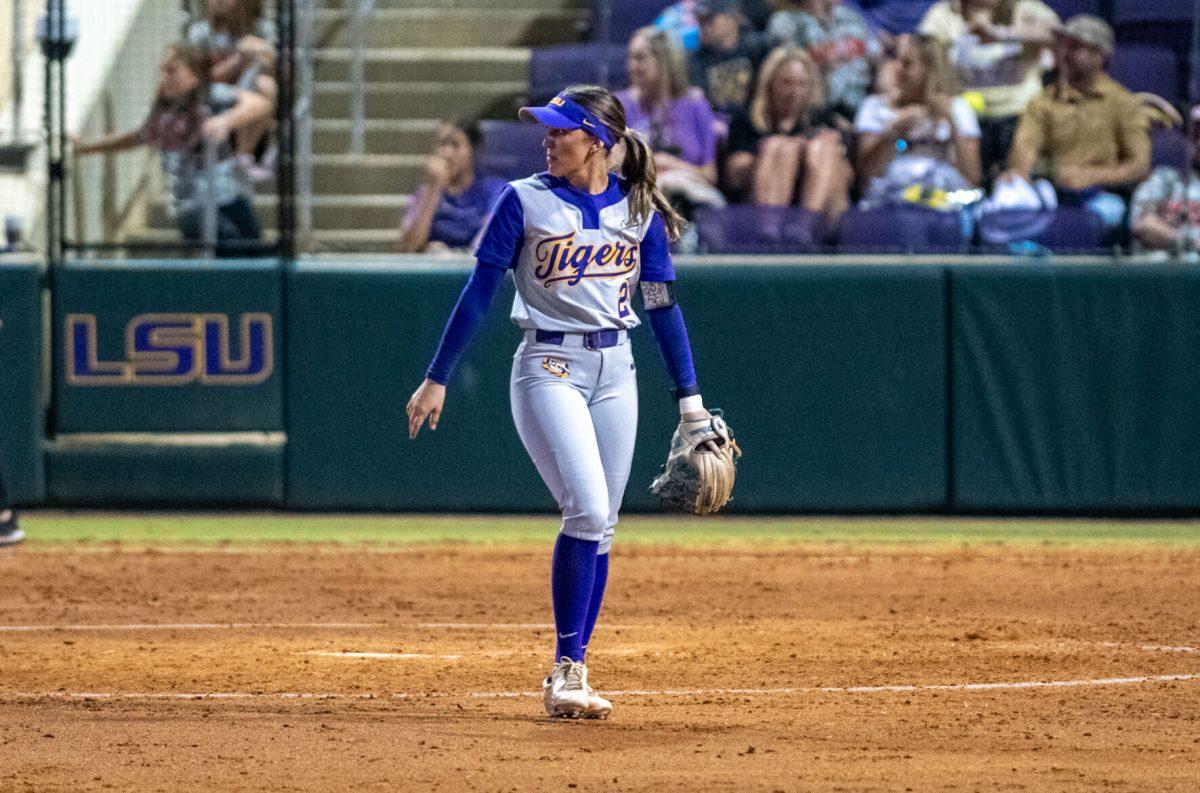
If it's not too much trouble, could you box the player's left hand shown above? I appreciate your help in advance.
[681,408,721,454]
[406,379,447,439]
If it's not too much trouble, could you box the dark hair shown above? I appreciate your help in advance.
[142,44,210,150]
[205,0,259,39]
[558,84,686,242]
[440,118,482,151]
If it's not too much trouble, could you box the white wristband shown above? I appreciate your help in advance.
[678,394,704,415]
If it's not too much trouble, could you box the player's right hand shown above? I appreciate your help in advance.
[406,379,447,439]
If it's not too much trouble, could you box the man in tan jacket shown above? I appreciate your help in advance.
[1000,15,1150,235]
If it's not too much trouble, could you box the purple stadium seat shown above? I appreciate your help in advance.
[528,43,628,104]
[978,207,1106,254]
[1046,0,1100,18]
[590,0,674,43]
[476,121,546,181]
[857,0,937,34]
[1150,126,1189,170]
[836,206,968,253]
[1110,45,1180,103]
[1113,0,1195,25]
[694,205,825,254]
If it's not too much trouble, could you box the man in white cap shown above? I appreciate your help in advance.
[1131,106,1200,254]
[1000,14,1150,235]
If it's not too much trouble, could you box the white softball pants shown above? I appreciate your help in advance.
[510,331,638,554]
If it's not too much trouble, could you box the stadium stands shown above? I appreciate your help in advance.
[58,0,1199,257]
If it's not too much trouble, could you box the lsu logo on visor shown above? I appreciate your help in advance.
[66,312,274,386]
[542,357,570,378]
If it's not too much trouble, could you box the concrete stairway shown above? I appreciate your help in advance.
[133,0,590,253]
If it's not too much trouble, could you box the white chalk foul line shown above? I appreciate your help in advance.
[304,651,464,660]
[0,622,623,632]
[4,673,1197,703]
[0,622,383,632]
[300,649,641,660]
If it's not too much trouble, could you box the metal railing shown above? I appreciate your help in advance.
[294,0,314,247]
[9,0,24,144]
[348,0,375,157]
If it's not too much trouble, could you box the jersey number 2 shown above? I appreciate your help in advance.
[617,280,631,318]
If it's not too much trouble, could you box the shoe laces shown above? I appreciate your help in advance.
[560,659,586,691]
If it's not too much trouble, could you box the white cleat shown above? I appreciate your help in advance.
[583,683,612,720]
[542,657,592,719]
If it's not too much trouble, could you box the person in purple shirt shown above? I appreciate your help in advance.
[617,27,724,213]
[398,120,508,253]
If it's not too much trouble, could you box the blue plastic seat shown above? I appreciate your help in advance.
[590,0,674,43]
[1112,0,1195,25]
[528,42,628,104]
[1109,45,1180,104]
[476,121,547,181]
[1150,127,1189,171]
[1046,0,1100,19]
[977,207,1106,254]
[857,0,938,34]
[694,205,826,254]
[837,206,969,253]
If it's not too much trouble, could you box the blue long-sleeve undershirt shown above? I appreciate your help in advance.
[425,261,507,385]
[646,302,699,400]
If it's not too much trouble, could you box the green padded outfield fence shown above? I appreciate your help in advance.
[2,255,1199,513]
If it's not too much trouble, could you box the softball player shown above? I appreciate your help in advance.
[407,84,713,719]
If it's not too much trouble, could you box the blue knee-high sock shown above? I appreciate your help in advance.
[581,552,609,657]
[551,533,599,662]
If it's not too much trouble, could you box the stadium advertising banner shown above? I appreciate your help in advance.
[54,260,284,433]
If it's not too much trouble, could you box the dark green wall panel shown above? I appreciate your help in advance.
[952,265,1200,511]
[55,260,283,432]
[286,262,547,510]
[46,441,283,506]
[286,262,948,512]
[0,260,45,504]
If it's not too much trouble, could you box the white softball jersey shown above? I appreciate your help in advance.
[474,172,676,332]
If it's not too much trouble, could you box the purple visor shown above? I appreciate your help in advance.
[518,94,616,149]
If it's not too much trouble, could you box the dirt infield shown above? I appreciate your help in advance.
[2,542,1198,791]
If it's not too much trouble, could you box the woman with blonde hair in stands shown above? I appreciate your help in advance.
[724,46,852,217]
[617,26,724,213]
[855,34,982,207]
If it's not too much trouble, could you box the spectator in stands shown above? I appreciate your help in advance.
[855,35,981,206]
[1130,107,1200,254]
[656,0,773,53]
[919,0,1059,183]
[766,0,881,121]
[1000,16,1150,235]
[186,0,277,179]
[73,45,271,257]
[619,26,724,212]
[724,46,852,218]
[688,0,766,127]
[397,120,507,254]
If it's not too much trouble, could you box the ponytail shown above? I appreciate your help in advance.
[620,127,686,243]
